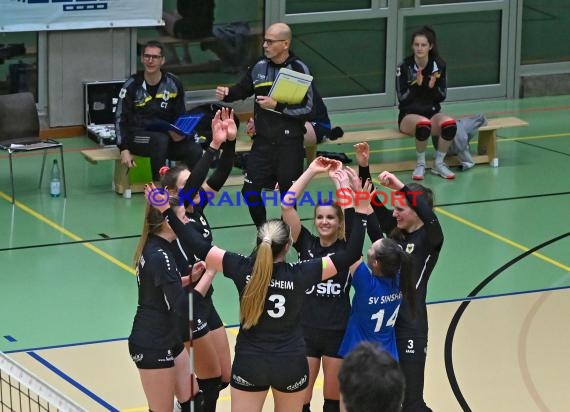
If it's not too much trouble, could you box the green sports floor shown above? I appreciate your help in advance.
[1,95,569,411]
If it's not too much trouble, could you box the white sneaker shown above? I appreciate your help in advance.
[431,162,456,179]
[412,163,425,180]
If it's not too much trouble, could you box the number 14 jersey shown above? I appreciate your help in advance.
[338,262,402,361]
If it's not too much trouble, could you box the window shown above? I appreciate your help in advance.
[521,0,570,65]
[0,32,38,99]
[290,19,387,97]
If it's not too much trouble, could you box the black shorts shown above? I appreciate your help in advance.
[303,326,344,359]
[231,353,309,393]
[128,341,185,370]
[396,336,428,363]
[398,110,439,128]
[192,294,224,340]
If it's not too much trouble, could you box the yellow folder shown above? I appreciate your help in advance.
[268,68,313,105]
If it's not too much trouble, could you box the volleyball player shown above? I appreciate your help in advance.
[128,199,206,412]
[356,142,443,411]
[338,237,415,361]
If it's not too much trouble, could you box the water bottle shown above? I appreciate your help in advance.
[50,159,61,197]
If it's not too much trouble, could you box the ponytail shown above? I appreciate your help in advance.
[240,220,291,329]
[133,203,164,267]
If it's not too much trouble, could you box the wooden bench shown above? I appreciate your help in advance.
[235,116,528,173]
[81,116,528,190]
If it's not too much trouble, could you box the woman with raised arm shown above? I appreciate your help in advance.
[397,26,456,180]
[355,142,443,412]
[160,107,236,412]
[146,175,370,412]
[129,198,211,412]
[280,157,363,412]
[338,237,415,362]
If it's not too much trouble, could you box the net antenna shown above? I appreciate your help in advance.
[188,274,196,412]
[0,351,87,412]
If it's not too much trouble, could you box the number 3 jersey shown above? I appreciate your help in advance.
[222,252,323,356]
[338,262,402,361]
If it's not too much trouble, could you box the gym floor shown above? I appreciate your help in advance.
[1,95,569,411]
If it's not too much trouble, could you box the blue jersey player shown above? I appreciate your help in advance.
[339,238,415,361]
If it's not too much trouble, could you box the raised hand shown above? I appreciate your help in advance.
[379,171,404,191]
[221,107,237,141]
[331,168,350,190]
[325,159,343,179]
[211,110,227,149]
[145,182,171,213]
[345,167,361,192]
[352,176,373,214]
[354,142,370,167]
[308,156,334,174]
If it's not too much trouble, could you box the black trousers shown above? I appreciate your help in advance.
[127,130,203,181]
[241,138,304,227]
[397,337,433,412]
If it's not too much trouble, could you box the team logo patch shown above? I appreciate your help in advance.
[396,67,401,77]
[119,88,127,99]
[233,374,254,387]
[131,353,143,363]
[163,90,169,100]
[405,243,415,254]
[287,374,308,391]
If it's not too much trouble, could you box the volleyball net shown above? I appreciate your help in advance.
[0,351,86,412]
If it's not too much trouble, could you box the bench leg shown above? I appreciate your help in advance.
[113,160,132,197]
[478,129,499,167]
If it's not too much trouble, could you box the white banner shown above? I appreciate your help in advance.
[0,0,163,32]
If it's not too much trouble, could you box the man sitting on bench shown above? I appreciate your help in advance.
[115,40,202,182]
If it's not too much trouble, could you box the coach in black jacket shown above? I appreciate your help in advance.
[216,22,314,227]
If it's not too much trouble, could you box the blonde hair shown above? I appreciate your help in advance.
[240,219,291,329]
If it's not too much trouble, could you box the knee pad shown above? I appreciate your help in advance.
[415,121,431,141]
[197,377,221,412]
[180,391,205,412]
[440,119,457,141]
[323,399,340,412]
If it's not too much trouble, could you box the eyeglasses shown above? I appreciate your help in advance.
[263,38,287,46]
[142,54,163,61]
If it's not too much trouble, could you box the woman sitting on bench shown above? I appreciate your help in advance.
[396,25,456,180]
